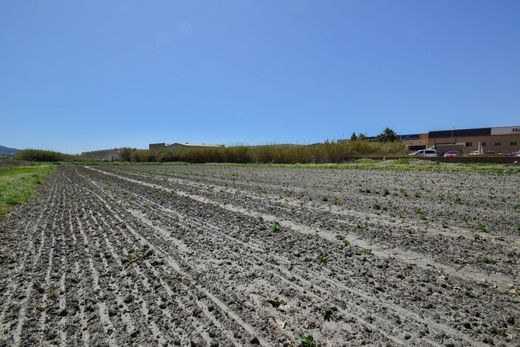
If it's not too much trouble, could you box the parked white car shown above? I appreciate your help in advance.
[409,149,438,157]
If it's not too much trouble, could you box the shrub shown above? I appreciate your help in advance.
[14,149,66,162]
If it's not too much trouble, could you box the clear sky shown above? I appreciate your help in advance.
[1,0,519,153]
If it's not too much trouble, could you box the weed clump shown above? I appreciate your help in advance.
[271,222,281,233]
[361,247,373,255]
[476,256,497,265]
[299,334,316,347]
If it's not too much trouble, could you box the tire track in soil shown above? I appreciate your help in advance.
[82,167,505,346]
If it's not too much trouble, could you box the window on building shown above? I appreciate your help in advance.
[510,141,517,146]
[495,142,501,146]
[481,142,486,146]
[465,142,472,147]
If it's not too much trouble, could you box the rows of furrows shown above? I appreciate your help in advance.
[82,166,519,346]
[107,165,520,243]
[118,165,520,236]
[97,167,520,281]
[0,171,63,346]
[79,171,401,345]
[1,165,519,346]
[55,170,243,345]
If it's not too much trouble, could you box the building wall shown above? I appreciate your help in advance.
[429,134,520,154]
[401,133,428,149]
[149,143,166,151]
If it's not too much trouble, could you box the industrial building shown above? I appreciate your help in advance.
[400,126,520,154]
[149,142,224,152]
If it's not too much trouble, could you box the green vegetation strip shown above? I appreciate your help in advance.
[0,165,55,217]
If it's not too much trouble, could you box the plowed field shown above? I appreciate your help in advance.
[0,164,518,346]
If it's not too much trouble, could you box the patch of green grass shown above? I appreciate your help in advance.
[0,165,54,218]
[476,255,497,265]
[299,334,316,347]
[455,196,463,205]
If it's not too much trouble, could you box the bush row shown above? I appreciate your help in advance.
[124,140,407,164]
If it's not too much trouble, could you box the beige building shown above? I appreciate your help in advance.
[400,126,520,154]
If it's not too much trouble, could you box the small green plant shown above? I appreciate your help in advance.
[192,307,202,317]
[442,220,448,229]
[415,192,422,198]
[515,288,520,296]
[373,202,381,210]
[49,286,58,300]
[343,239,351,247]
[127,251,148,262]
[516,224,520,232]
[399,188,408,197]
[455,196,463,205]
[322,196,329,202]
[320,306,334,321]
[316,253,329,264]
[271,222,281,233]
[476,255,497,265]
[477,221,487,233]
[383,188,390,196]
[462,216,470,226]
[299,334,316,347]
[361,247,372,255]
[415,208,427,220]
[259,224,267,231]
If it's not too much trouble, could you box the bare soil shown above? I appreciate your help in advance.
[0,164,518,346]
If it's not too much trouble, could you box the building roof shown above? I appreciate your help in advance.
[169,142,224,148]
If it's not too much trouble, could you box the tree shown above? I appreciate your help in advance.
[120,148,133,161]
[377,127,398,142]
[357,133,367,141]
[350,132,358,141]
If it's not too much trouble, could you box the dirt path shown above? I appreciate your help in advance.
[0,165,518,346]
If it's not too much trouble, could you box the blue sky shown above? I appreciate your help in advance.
[1,0,519,153]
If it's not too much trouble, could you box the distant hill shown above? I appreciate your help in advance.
[0,145,20,155]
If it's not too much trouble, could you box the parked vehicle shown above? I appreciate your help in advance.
[468,150,481,156]
[409,149,438,157]
[444,151,459,157]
